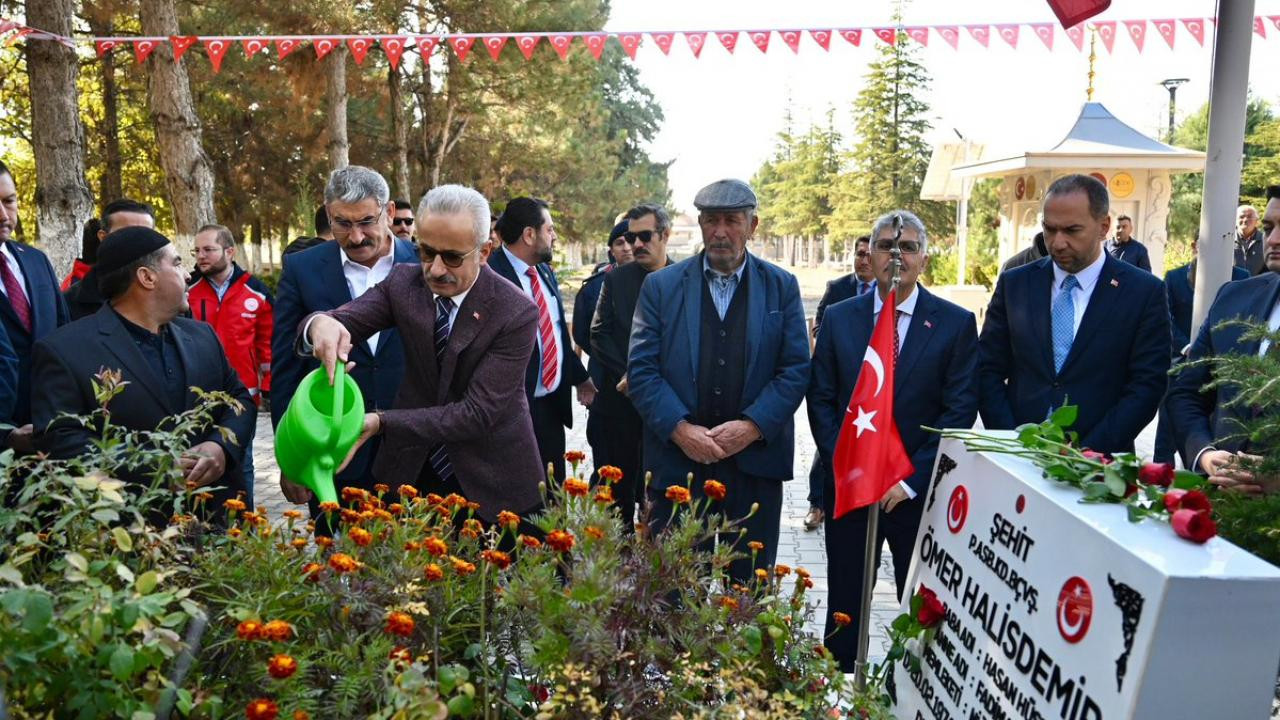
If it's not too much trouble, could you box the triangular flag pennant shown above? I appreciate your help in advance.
[1123,20,1146,52]
[778,29,802,53]
[449,36,475,62]
[906,26,928,46]
[837,29,862,47]
[0,20,15,34]
[1270,15,1280,33]
[650,32,674,55]
[313,37,338,60]
[872,27,896,45]
[276,38,302,60]
[685,31,706,58]
[1065,24,1085,50]
[809,29,832,50]
[1254,15,1267,39]
[204,38,231,73]
[133,39,159,64]
[967,25,990,47]
[1153,19,1176,49]
[995,24,1019,48]
[747,30,770,53]
[94,39,117,58]
[548,34,572,60]
[242,38,270,59]
[347,37,373,64]
[381,36,407,69]
[1031,23,1054,50]
[1094,21,1117,52]
[1181,18,1204,46]
[582,33,607,60]
[514,34,540,60]
[169,36,197,61]
[415,36,439,62]
[3,27,30,47]
[481,35,507,61]
[616,32,642,59]
[936,26,959,49]
[716,31,738,53]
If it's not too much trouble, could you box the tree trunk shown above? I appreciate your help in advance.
[24,0,95,276]
[139,0,217,259]
[87,17,123,208]
[249,218,262,273]
[807,235,818,268]
[326,47,350,172]
[388,66,411,201]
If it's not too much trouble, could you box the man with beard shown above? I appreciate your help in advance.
[65,199,156,321]
[392,199,415,241]
[590,203,674,528]
[1105,215,1151,272]
[489,197,594,486]
[189,224,274,504]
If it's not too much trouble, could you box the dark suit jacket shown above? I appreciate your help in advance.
[808,286,979,498]
[487,247,589,428]
[1001,233,1048,275]
[309,264,544,520]
[1165,262,1250,356]
[270,239,417,483]
[1167,273,1280,465]
[30,306,255,495]
[977,255,1171,454]
[627,252,810,487]
[1236,230,1266,277]
[813,274,874,332]
[0,321,16,423]
[1108,239,1152,273]
[0,242,70,435]
[590,260,671,383]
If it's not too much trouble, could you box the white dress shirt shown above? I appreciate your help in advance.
[502,246,563,396]
[1050,250,1107,338]
[433,287,471,331]
[870,284,921,499]
[1258,299,1280,357]
[0,242,29,304]
[338,243,395,351]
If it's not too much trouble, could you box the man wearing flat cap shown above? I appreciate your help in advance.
[628,179,810,581]
[31,226,256,512]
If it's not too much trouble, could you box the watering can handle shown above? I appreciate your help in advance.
[330,362,345,446]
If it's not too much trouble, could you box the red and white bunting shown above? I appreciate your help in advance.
[313,37,338,60]
[778,29,802,53]
[838,28,861,47]
[716,31,738,53]
[966,25,990,47]
[381,36,407,69]
[995,24,1019,48]
[936,26,959,49]
[1123,19,1146,52]
[205,38,231,72]
[133,39,159,64]
[1254,16,1267,39]
[415,36,439,62]
[582,33,607,59]
[3,27,30,47]
[449,36,475,62]
[685,31,706,58]
[482,35,507,61]
[94,39,116,58]
[242,38,270,58]
[276,38,302,60]
[1094,20,1117,52]
[650,32,674,55]
[1181,18,1205,46]
[748,30,770,53]
[809,29,832,50]
[515,34,540,60]
[617,32,642,59]
[1031,23,1054,50]
[170,35,197,61]
[1065,24,1085,50]
[547,34,572,60]
[1152,19,1176,49]
[906,26,929,46]
[347,37,373,64]
[1270,16,1280,34]
[872,27,896,45]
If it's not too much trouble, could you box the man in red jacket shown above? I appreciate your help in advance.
[189,223,274,504]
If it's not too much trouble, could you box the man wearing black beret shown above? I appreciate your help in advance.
[30,226,256,513]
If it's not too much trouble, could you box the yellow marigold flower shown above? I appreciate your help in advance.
[774,564,791,578]
[388,503,405,515]
[594,486,615,504]
[584,526,604,540]
[747,541,764,552]
[664,485,692,504]
[385,611,415,637]
[460,518,483,539]
[832,611,852,627]
[564,477,590,497]
[328,553,360,573]
[293,711,311,720]
[425,493,445,505]
[424,537,448,556]
[546,530,575,553]
[719,596,739,611]
[223,498,246,512]
[245,698,278,720]
[497,510,520,528]
[520,535,542,549]
[348,527,373,547]
[227,527,243,538]
[236,620,262,640]
[267,653,298,679]
[315,536,333,549]
[598,465,623,483]
[374,483,390,495]
[398,484,419,499]
[564,450,587,464]
[424,563,444,581]
[703,479,727,501]
[318,501,340,513]
[282,510,302,521]
[451,556,477,576]
[444,493,468,508]
[290,538,307,550]
[302,562,323,582]
[261,620,294,642]
[195,492,214,503]
[481,549,512,569]
[359,510,377,522]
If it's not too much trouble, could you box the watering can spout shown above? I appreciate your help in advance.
[274,364,366,506]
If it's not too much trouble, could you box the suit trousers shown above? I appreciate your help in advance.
[591,389,645,532]
[530,394,567,488]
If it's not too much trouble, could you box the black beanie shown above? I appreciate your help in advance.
[94,226,170,277]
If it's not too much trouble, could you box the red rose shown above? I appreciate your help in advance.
[1082,449,1113,465]
[1138,462,1175,487]
[916,586,946,628]
[1164,489,1211,514]
[1171,509,1217,544]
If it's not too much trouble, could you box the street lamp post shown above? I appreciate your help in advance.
[1161,78,1190,142]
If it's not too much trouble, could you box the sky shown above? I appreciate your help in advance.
[605,0,1280,215]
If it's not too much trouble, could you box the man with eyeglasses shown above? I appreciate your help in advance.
[807,210,978,671]
[271,166,418,519]
[590,203,675,529]
[392,199,415,241]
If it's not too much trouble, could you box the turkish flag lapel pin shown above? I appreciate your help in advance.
[923,320,933,329]
[1110,278,1120,287]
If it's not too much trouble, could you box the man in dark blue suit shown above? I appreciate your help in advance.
[0,159,70,454]
[808,210,978,671]
[271,166,417,515]
[978,174,1170,454]
[488,197,594,487]
[628,179,809,581]
[1167,186,1280,494]
[1106,214,1152,272]
[0,322,17,424]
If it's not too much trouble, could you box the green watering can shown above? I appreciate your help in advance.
[274,365,365,505]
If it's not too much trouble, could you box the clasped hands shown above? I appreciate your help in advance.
[1200,450,1277,495]
[671,419,761,465]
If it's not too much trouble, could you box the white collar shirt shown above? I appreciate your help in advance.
[1051,250,1106,337]
[339,242,395,351]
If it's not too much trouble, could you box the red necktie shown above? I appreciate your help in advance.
[0,249,31,333]
[893,310,903,364]
[525,267,559,390]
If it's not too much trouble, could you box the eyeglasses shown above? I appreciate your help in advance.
[624,230,656,244]
[330,211,383,234]
[392,217,414,227]
[854,250,870,259]
[417,244,479,268]
[872,239,922,255]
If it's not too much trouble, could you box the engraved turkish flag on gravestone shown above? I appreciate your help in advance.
[831,288,914,519]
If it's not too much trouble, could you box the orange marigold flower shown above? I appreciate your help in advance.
[293,712,311,720]
[664,485,692,504]
[460,518,483,539]
[598,465,623,483]
[832,612,852,627]
[594,487,615,504]
[423,537,448,556]
[267,653,298,679]
[389,646,412,664]
[444,493,468,508]
[404,541,421,552]
[584,526,604,540]
[195,492,214,503]
[747,541,765,552]
[339,509,362,525]
[245,698,279,720]
[315,536,333,549]
[328,553,360,573]
[228,527,243,538]
[450,556,477,576]
[318,501,340,513]
[520,535,542,549]
[564,477,590,497]
[564,450,587,464]
[236,620,262,640]
[348,527,373,547]
[703,479,727,501]
[546,530,575,553]
[374,483,390,495]
[424,563,444,581]
[802,577,814,590]
[385,611,415,637]
[466,501,481,511]
[290,538,308,550]
[397,484,419,499]
[774,564,791,578]
[282,510,302,521]
[302,562,323,582]
[372,509,395,523]
[388,503,405,515]
[795,567,811,579]
[718,596,739,610]
[261,620,294,642]
[731,583,748,594]
[497,510,520,528]
[755,568,768,582]
[341,486,367,503]
[223,498,246,512]
[481,549,512,569]
[425,493,445,505]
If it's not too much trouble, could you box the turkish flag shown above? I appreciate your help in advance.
[1044,0,1111,30]
[831,288,914,519]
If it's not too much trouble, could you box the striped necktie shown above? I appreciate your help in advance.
[525,267,559,390]
[429,296,455,482]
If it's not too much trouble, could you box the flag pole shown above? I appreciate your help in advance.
[855,214,904,690]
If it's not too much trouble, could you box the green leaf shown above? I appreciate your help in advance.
[116,563,135,585]
[91,508,120,525]
[1102,467,1128,497]
[135,571,158,595]
[1051,405,1079,428]
[65,552,88,573]
[109,644,135,681]
[1173,470,1206,490]
[887,644,905,661]
[112,527,133,552]
[20,590,53,633]
[766,624,784,641]
[446,694,475,717]
[1083,482,1112,500]
[0,563,24,586]
[1126,504,1148,523]
[439,666,457,695]
[741,624,763,655]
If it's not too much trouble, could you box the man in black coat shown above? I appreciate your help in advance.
[31,227,255,512]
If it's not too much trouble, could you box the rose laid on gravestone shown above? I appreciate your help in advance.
[1171,508,1218,543]
[916,586,946,628]
[1138,462,1175,487]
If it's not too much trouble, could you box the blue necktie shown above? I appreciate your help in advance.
[1052,275,1080,373]
[429,296,455,482]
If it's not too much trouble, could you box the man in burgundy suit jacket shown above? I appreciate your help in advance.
[302,185,543,521]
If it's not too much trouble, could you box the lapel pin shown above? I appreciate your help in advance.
[1110,278,1119,287]
[473,311,481,321]
[924,320,933,329]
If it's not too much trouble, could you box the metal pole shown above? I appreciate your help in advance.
[1191,0,1254,341]
[1167,87,1177,142]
